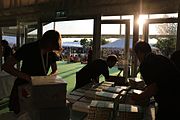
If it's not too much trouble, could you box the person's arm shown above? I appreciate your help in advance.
[49,62,58,76]
[131,82,158,101]
[1,56,31,81]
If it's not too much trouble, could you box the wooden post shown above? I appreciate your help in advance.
[37,19,43,40]
[143,23,149,42]
[16,20,21,70]
[124,21,130,79]
[132,13,139,77]
[177,10,180,50]
[0,27,2,70]
[92,15,101,60]
[24,25,28,44]
[53,22,56,30]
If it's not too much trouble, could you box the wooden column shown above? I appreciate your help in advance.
[92,15,101,60]
[24,25,28,44]
[143,23,149,42]
[19,25,27,45]
[0,27,2,70]
[37,20,43,40]
[16,20,21,70]
[132,13,139,77]
[53,22,56,30]
[177,10,180,50]
[124,21,130,80]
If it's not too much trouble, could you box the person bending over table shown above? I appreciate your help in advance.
[170,50,180,71]
[131,41,180,120]
[1,30,63,114]
[74,54,118,90]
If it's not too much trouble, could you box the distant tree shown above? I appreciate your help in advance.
[74,40,79,42]
[155,16,177,57]
[155,37,176,57]
[156,22,177,35]
[80,38,90,47]
[89,39,93,46]
[101,37,109,45]
[80,38,91,53]
[80,38,109,47]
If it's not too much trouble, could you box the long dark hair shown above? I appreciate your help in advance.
[39,30,62,50]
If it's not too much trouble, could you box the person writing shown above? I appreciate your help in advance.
[132,41,180,120]
[74,54,118,90]
[1,30,63,114]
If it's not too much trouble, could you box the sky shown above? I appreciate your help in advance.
[4,13,178,44]
[27,17,157,43]
[29,16,157,35]
[29,13,178,36]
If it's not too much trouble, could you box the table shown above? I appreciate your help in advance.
[67,81,156,120]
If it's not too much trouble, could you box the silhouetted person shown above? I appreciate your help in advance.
[87,46,93,64]
[74,54,118,90]
[170,50,180,70]
[132,41,180,120]
[1,40,13,62]
[2,30,63,114]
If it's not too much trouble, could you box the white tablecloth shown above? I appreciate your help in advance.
[0,71,16,99]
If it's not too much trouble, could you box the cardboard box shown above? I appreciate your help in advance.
[31,76,67,108]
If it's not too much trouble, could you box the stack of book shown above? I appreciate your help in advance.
[88,100,114,120]
[116,104,144,120]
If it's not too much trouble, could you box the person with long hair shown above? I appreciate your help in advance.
[1,30,63,114]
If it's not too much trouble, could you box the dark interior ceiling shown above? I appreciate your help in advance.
[0,0,180,36]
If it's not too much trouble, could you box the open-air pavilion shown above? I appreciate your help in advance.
[1,0,180,77]
[1,0,180,119]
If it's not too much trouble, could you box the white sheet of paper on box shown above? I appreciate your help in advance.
[31,75,66,85]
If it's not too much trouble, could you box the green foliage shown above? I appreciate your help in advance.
[80,38,92,53]
[80,38,90,47]
[155,21,177,57]
[155,37,176,57]
[156,23,177,35]
[80,38,109,47]
[101,37,109,45]
[73,40,79,42]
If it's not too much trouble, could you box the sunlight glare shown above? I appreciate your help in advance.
[137,16,146,26]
